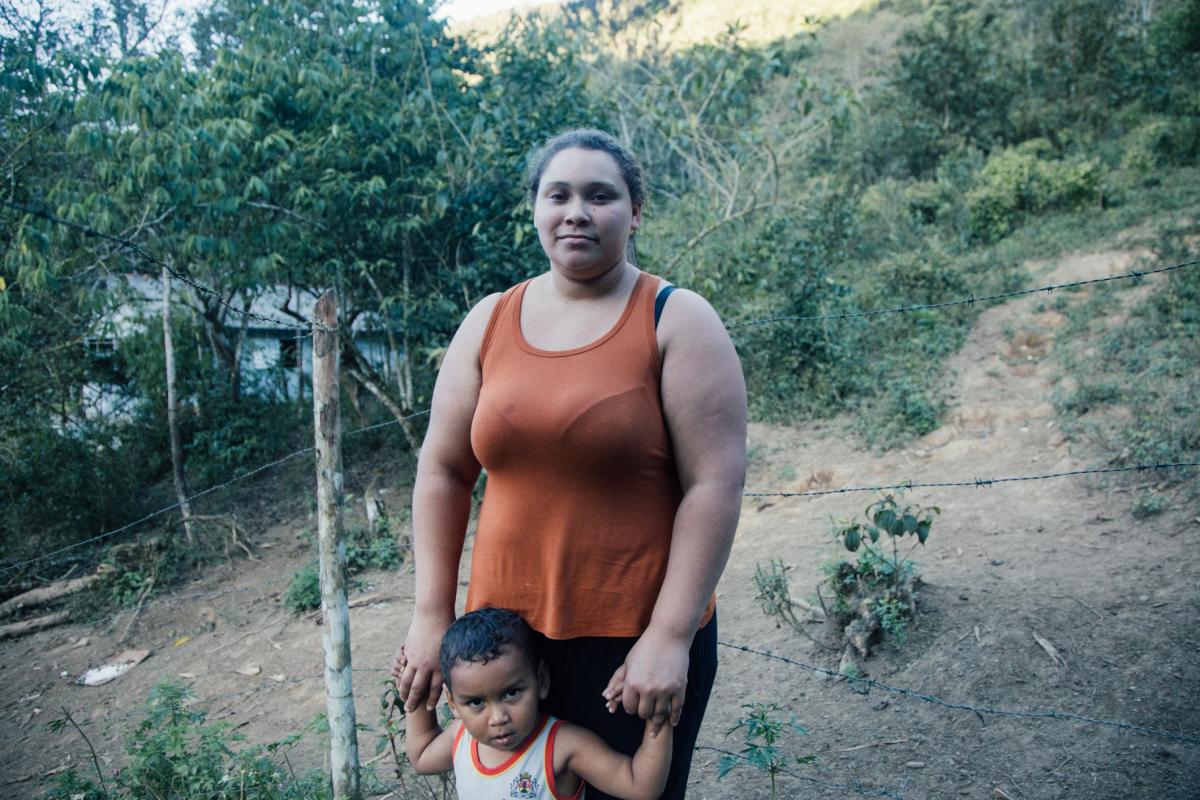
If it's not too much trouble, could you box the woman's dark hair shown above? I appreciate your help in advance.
[439,607,542,688]
[525,128,646,207]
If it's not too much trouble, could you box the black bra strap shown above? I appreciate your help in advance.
[654,283,676,329]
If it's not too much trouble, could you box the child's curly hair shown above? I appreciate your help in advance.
[439,607,542,689]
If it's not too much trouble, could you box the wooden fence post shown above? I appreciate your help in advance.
[312,290,361,800]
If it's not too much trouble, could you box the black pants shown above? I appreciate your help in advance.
[540,614,718,800]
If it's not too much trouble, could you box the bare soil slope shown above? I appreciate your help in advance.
[2,246,1198,799]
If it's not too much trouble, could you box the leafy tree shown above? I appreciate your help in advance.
[889,0,1019,168]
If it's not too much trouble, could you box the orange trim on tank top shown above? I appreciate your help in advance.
[470,713,549,776]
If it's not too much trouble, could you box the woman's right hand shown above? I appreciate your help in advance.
[393,612,454,712]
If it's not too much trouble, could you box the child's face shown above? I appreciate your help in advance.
[446,645,549,752]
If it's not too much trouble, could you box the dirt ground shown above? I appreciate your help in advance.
[2,246,1198,799]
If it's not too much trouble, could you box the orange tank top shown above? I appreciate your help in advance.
[467,271,715,639]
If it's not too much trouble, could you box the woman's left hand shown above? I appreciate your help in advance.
[604,627,690,736]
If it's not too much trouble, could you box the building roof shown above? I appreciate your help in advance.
[102,274,394,335]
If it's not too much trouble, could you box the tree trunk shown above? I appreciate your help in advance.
[400,246,414,408]
[342,338,422,452]
[296,331,305,420]
[162,267,194,544]
[312,290,361,800]
[230,295,250,404]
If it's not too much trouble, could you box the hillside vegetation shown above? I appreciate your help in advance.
[2,0,1198,602]
[458,0,878,46]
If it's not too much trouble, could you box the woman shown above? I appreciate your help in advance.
[393,129,746,799]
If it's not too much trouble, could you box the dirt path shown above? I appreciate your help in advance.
[2,247,1197,799]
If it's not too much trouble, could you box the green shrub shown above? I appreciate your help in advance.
[46,682,330,800]
[825,492,939,654]
[966,140,1102,242]
[855,371,946,448]
[733,211,861,423]
[284,522,407,614]
[1119,116,1200,176]
[1130,490,1167,520]
[283,561,321,613]
[717,703,812,800]
[346,523,406,572]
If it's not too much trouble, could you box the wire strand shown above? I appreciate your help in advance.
[719,642,1200,744]
[742,461,1200,498]
[0,410,431,575]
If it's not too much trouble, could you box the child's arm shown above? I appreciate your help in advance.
[404,704,458,775]
[555,720,672,800]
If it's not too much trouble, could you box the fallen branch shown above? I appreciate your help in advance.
[835,737,911,753]
[0,574,100,619]
[118,578,155,643]
[1032,630,1066,667]
[1064,594,1104,620]
[790,597,826,618]
[0,610,71,640]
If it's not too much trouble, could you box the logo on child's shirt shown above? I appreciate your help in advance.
[509,770,540,798]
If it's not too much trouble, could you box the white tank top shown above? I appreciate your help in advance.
[452,713,584,799]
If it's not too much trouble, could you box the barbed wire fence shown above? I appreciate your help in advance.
[5,203,1199,796]
[717,643,1200,744]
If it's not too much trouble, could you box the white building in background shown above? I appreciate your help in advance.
[82,275,396,418]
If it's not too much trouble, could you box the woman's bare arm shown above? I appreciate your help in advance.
[612,288,746,732]
[393,293,502,712]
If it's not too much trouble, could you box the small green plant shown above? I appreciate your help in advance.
[752,560,828,649]
[45,682,330,800]
[283,561,321,613]
[833,492,938,594]
[825,491,939,655]
[346,524,405,572]
[283,522,409,614]
[717,703,813,800]
[108,568,154,607]
[753,560,803,632]
[1130,490,1167,520]
[874,594,912,647]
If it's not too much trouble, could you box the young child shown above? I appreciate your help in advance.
[405,607,672,800]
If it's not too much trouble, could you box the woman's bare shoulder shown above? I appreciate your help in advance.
[448,291,505,349]
[656,287,730,349]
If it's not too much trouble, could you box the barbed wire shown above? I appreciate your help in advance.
[0,410,430,576]
[742,461,1200,498]
[726,259,1200,330]
[17,196,1197,339]
[693,745,909,799]
[719,642,1200,745]
[3,200,323,333]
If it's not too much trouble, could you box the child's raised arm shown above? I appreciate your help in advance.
[555,719,672,800]
[404,703,458,775]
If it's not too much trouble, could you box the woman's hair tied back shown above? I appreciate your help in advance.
[526,128,646,207]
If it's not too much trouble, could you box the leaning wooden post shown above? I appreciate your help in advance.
[312,290,361,800]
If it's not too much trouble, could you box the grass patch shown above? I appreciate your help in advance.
[1051,223,1200,509]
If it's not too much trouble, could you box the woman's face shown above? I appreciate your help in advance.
[532,147,641,279]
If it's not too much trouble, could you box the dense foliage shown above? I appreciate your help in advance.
[2,0,1198,575]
